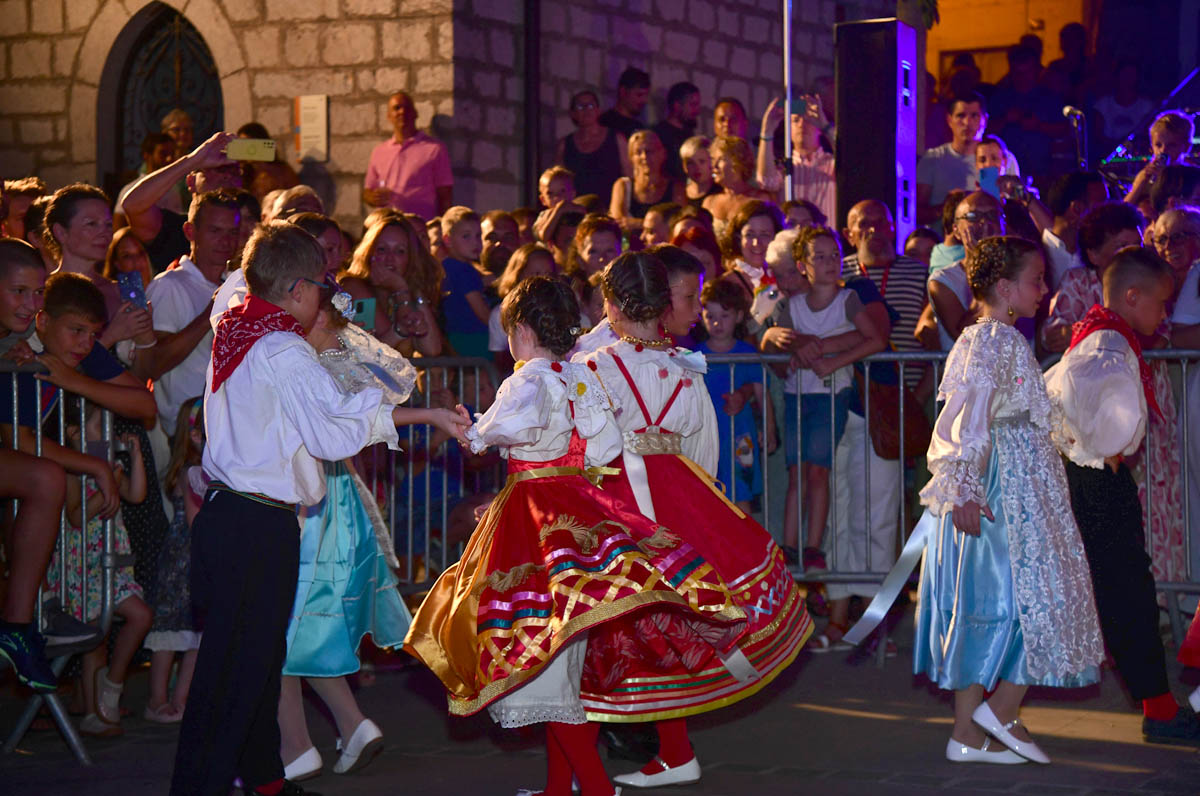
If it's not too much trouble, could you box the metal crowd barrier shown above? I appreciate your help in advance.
[1,364,118,764]
[380,350,1200,650]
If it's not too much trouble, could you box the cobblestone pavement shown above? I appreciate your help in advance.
[4,613,1199,795]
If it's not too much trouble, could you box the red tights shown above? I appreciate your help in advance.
[539,721,613,796]
[634,717,693,774]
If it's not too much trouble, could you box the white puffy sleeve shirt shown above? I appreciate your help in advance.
[1044,329,1145,469]
[578,341,720,475]
[464,359,622,468]
[919,320,1053,516]
[201,331,399,506]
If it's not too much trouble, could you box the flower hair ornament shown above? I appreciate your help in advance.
[324,273,355,320]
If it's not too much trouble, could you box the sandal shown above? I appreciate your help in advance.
[143,702,183,723]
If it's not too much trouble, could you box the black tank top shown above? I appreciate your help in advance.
[563,128,623,208]
[628,179,676,219]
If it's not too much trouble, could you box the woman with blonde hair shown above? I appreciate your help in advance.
[340,215,444,357]
[610,130,687,242]
[703,135,774,228]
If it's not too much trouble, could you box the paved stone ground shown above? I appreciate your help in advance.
[4,611,1199,795]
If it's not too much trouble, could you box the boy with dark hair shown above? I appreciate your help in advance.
[1046,246,1200,747]
[170,221,470,796]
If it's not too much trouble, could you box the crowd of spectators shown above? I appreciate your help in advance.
[1,18,1199,731]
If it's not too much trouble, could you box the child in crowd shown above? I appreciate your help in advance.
[975,135,1009,175]
[905,227,940,267]
[695,278,774,514]
[782,227,885,574]
[487,243,557,373]
[568,215,624,349]
[439,206,489,358]
[143,397,205,724]
[169,221,470,796]
[1126,111,1195,212]
[914,236,1103,764]
[1045,246,1200,746]
[579,252,812,790]
[781,199,826,231]
[640,202,679,248]
[53,400,152,737]
[407,276,745,796]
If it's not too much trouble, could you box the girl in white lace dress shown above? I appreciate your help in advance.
[914,237,1104,765]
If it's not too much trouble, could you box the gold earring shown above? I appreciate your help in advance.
[1007,305,1015,318]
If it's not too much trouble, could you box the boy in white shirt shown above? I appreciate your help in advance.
[1045,246,1200,747]
[170,222,469,796]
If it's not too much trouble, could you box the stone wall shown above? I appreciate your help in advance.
[0,0,896,230]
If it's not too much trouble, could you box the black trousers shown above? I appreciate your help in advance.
[170,490,300,796]
[1065,460,1169,702]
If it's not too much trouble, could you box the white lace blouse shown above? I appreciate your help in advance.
[576,341,720,475]
[1043,329,1146,468]
[919,319,1053,516]
[464,359,622,467]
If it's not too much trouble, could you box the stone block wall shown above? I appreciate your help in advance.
[0,0,896,230]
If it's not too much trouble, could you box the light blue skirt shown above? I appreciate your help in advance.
[913,423,1101,691]
[284,462,413,677]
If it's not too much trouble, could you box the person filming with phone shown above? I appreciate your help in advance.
[757,92,837,227]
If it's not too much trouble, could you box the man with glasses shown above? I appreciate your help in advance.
[929,191,1004,350]
[1152,207,1200,291]
[363,91,454,221]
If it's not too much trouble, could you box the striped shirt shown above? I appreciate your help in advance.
[844,253,929,387]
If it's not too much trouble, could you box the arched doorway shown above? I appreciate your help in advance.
[98,2,223,201]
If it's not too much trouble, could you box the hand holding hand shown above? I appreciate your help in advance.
[93,463,121,519]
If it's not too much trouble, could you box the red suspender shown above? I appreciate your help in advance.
[611,352,686,431]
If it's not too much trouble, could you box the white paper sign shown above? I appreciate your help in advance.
[294,95,328,162]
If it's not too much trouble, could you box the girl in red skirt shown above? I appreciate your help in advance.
[406,276,748,796]
[577,251,813,789]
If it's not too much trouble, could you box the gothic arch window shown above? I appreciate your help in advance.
[99,2,223,198]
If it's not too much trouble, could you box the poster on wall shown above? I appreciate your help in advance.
[294,95,329,162]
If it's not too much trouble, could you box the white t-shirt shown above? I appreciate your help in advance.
[487,304,506,352]
[928,262,972,351]
[784,288,861,394]
[1093,95,1155,141]
[1173,260,1200,326]
[1041,228,1083,294]
[146,257,219,435]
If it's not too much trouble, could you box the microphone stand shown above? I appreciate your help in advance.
[1068,112,1088,171]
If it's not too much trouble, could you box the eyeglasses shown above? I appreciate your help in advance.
[1153,232,1197,248]
[287,277,327,294]
[956,210,1000,223]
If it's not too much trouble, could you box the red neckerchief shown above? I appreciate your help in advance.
[211,295,303,392]
[1067,303,1163,421]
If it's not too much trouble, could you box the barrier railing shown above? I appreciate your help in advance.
[1,364,117,764]
[385,349,1200,649]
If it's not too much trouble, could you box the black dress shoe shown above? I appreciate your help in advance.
[1144,704,1200,746]
[601,725,659,763]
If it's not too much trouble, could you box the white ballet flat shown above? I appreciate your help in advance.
[972,702,1050,764]
[945,737,1028,764]
[516,788,616,795]
[1188,687,1200,714]
[332,718,383,774]
[613,755,700,788]
[283,745,323,781]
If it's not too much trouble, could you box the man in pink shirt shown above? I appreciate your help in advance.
[363,92,453,220]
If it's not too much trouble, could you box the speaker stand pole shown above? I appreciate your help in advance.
[782,0,794,202]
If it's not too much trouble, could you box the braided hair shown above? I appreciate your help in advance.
[964,235,1042,301]
[500,275,583,358]
[599,251,671,323]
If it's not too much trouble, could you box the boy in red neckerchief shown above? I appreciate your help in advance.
[1045,245,1200,747]
[169,222,469,796]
